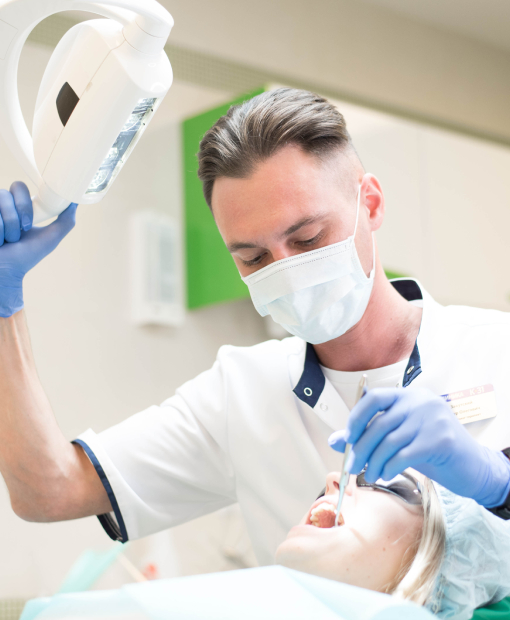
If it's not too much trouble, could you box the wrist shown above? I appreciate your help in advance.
[477,448,510,508]
[0,268,24,318]
[0,285,23,318]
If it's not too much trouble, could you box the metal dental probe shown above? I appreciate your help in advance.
[335,373,368,527]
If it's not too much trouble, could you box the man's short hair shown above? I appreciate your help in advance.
[197,88,354,209]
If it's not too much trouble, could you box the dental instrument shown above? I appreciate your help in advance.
[335,373,368,526]
[0,0,174,225]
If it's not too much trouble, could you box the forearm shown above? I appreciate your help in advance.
[0,311,110,520]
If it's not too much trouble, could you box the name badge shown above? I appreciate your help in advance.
[441,384,497,424]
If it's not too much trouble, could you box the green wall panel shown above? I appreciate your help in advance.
[384,269,407,280]
[183,88,265,310]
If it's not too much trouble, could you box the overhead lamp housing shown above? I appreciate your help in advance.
[0,0,174,224]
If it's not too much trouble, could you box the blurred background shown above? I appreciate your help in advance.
[1,0,510,615]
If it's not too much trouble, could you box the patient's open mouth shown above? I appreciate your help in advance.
[309,501,344,528]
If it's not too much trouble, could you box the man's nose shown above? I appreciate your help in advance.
[270,245,299,263]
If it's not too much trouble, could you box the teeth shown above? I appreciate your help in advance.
[310,502,342,528]
[311,502,336,516]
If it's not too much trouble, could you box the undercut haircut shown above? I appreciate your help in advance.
[197,87,355,209]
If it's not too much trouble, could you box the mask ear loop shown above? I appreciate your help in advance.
[353,183,376,279]
[352,184,362,239]
[369,236,376,278]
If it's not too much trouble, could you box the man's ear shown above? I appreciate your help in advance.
[361,174,385,232]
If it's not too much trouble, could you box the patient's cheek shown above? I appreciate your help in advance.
[349,493,423,552]
[375,514,422,560]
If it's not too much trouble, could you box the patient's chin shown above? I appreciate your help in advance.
[275,529,321,571]
[275,540,301,570]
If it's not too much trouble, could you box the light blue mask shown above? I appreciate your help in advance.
[242,186,375,344]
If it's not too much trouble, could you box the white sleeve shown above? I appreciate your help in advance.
[74,354,237,542]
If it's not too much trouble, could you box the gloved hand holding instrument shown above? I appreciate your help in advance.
[329,387,510,508]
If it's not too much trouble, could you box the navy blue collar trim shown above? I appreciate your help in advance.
[293,343,325,408]
[403,340,422,387]
[390,279,423,303]
[392,279,423,386]
[293,279,423,406]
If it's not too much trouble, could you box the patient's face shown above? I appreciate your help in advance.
[275,471,424,593]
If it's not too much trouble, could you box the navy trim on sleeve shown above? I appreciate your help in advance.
[293,343,326,408]
[73,439,128,543]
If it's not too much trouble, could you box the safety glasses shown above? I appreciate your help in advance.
[356,469,422,505]
[316,469,422,506]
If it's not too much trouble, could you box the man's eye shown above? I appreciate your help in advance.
[241,253,266,267]
[298,233,323,247]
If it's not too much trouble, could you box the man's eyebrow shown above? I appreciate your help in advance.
[227,241,259,253]
[228,214,328,253]
[281,214,327,237]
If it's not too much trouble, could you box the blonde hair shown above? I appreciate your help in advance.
[388,478,446,605]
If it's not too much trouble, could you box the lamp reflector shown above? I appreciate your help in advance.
[86,97,159,195]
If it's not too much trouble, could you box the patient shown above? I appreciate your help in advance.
[276,469,510,619]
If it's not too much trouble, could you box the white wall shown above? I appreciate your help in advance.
[163,0,510,143]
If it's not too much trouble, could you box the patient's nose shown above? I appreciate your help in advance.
[325,471,354,497]
[325,472,340,495]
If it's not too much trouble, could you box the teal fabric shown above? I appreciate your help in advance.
[472,597,510,619]
[57,542,125,593]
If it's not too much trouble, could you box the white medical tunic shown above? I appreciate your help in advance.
[75,279,510,565]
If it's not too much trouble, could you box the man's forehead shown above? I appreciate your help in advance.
[212,145,359,247]
[212,145,355,208]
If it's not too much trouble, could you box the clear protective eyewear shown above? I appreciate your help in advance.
[316,468,422,506]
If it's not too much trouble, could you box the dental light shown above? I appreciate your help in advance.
[0,0,174,224]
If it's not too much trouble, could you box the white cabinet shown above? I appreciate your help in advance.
[422,128,510,309]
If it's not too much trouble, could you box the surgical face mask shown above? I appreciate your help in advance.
[241,186,375,344]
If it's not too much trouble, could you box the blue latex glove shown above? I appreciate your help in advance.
[0,181,77,317]
[328,387,510,508]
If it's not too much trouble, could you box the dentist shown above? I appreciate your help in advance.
[0,88,509,565]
